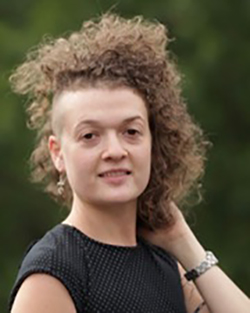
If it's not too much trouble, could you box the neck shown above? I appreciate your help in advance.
[63,195,138,247]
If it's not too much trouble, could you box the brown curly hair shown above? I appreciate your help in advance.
[10,13,209,230]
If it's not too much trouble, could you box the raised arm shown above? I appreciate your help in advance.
[139,203,250,313]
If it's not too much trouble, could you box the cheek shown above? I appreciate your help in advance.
[134,144,151,175]
[145,151,152,179]
[64,148,99,179]
[143,144,152,179]
[135,149,151,194]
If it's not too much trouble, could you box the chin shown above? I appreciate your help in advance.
[96,193,139,206]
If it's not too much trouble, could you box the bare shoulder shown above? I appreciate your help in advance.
[11,274,76,313]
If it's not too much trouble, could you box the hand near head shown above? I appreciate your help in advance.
[138,202,206,269]
[138,202,190,251]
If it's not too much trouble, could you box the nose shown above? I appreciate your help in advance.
[101,133,128,160]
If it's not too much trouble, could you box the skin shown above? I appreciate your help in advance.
[140,203,250,313]
[11,274,76,313]
[11,87,250,313]
[50,87,152,246]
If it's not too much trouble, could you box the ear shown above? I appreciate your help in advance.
[48,135,65,172]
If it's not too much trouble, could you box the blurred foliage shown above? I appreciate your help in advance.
[0,0,250,311]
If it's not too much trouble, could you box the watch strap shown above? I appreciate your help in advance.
[184,251,218,281]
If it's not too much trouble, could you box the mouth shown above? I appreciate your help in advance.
[98,170,131,178]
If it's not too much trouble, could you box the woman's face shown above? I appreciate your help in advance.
[49,87,152,208]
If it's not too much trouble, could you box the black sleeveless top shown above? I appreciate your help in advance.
[9,224,187,313]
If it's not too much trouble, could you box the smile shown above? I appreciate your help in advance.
[99,168,131,177]
[100,171,130,177]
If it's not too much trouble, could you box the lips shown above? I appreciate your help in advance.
[99,169,131,177]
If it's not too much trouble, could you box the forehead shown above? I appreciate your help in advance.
[53,87,148,131]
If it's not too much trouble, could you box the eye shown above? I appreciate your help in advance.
[82,133,96,140]
[125,129,140,136]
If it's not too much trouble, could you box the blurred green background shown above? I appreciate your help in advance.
[1,0,250,311]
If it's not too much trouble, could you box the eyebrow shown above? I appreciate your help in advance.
[74,115,145,133]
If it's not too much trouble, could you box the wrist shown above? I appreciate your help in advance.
[184,251,219,281]
[167,231,206,271]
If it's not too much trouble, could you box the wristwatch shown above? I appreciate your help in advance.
[184,251,219,281]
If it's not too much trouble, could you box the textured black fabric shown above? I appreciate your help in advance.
[9,224,187,313]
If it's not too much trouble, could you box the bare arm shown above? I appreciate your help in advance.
[176,228,250,313]
[178,263,210,313]
[139,203,250,313]
[11,274,77,313]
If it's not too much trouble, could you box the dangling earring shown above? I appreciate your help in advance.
[57,174,65,196]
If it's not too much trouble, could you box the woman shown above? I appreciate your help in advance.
[9,13,250,313]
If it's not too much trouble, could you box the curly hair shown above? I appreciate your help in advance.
[10,13,209,230]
